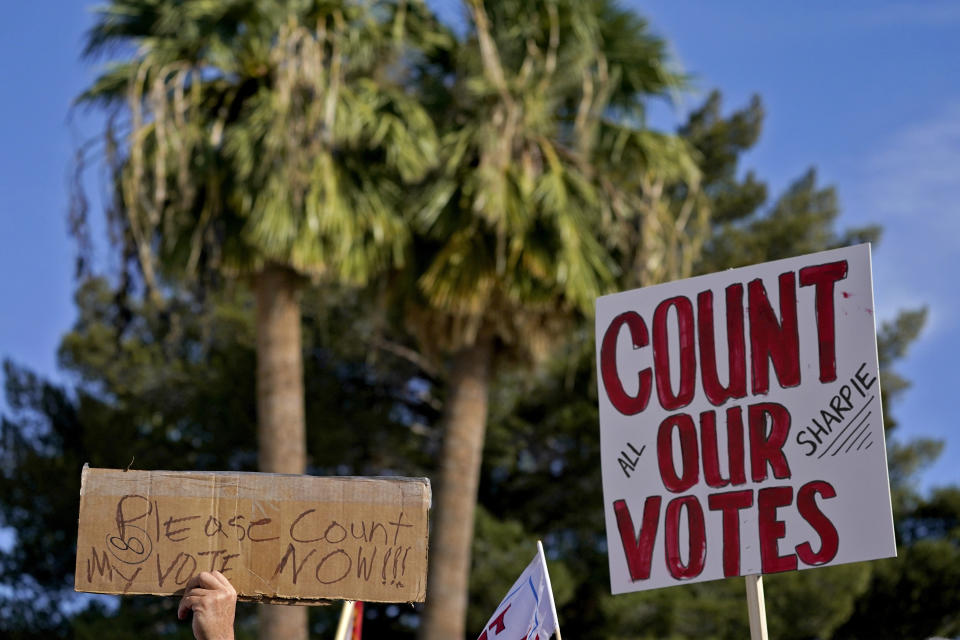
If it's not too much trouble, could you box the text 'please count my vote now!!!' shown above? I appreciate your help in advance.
[75,466,431,604]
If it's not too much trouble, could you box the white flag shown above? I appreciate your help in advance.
[476,541,561,640]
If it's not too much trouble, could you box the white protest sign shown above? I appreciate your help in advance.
[595,244,896,593]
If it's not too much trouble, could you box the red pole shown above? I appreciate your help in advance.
[351,602,364,640]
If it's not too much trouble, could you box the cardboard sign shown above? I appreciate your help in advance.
[75,466,431,604]
[595,244,896,593]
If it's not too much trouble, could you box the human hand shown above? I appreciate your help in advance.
[177,570,237,640]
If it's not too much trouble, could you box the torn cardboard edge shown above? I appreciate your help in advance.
[75,465,431,605]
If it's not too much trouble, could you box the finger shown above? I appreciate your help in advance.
[178,588,218,619]
[205,570,237,598]
[184,587,217,599]
[181,573,206,591]
[177,594,195,620]
[208,570,233,590]
[194,571,223,590]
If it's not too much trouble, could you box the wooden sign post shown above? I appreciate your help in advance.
[335,600,357,640]
[75,466,431,604]
[745,574,768,640]
[594,245,897,623]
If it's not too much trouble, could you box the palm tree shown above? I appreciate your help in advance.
[78,1,442,638]
[410,1,699,638]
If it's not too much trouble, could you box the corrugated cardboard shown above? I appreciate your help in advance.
[74,465,431,604]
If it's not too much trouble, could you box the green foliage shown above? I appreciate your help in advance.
[406,0,697,358]
[467,507,574,635]
[77,0,443,294]
[876,308,927,429]
[763,563,871,639]
[679,91,766,225]
[835,540,960,639]
[0,278,258,638]
[684,91,882,278]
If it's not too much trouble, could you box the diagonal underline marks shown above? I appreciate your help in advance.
[830,412,871,457]
[846,423,872,453]
[817,395,876,459]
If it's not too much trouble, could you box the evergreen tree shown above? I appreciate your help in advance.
[473,91,943,639]
[0,278,435,638]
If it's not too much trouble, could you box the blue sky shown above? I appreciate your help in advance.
[630,0,960,493]
[1,1,957,491]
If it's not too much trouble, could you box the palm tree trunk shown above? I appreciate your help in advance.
[419,335,494,640]
[254,263,308,640]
